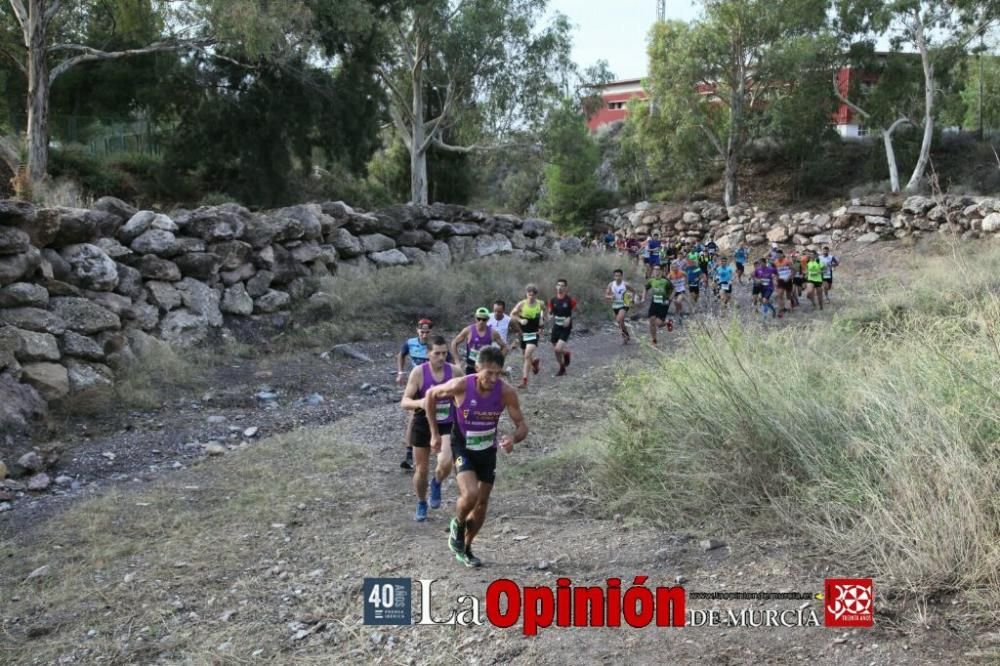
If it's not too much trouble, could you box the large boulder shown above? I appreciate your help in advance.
[65,359,114,393]
[174,252,221,280]
[146,281,182,311]
[93,237,132,260]
[257,244,306,284]
[329,228,363,258]
[446,236,477,263]
[254,289,291,313]
[138,255,181,281]
[288,240,322,263]
[477,234,513,257]
[397,229,436,250]
[220,262,255,286]
[209,240,253,270]
[0,374,47,438]
[275,204,324,240]
[3,327,61,362]
[245,270,274,297]
[114,263,144,298]
[54,207,120,245]
[982,212,1000,233]
[766,226,789,244]
[0,282,49,308]
[20,362,70,400]
[0,247,41,286]
[175,278,223,327]
[368,249,410,268]
[0,307,66,334]
[0,200,37,226]
[427,241,451,269]
[520,218,552,238]
[48,297,120,334]
[119,211,176,244]
[130,229,181,257]
[0,227,30,255]
[159,309,210,347]
[59,330,106,361]
[360,233,396,253]
[93,196,137,221]
[241,215,277,249]
[178,204,249,242]
[60,244,119,291]
[221,283,254,316]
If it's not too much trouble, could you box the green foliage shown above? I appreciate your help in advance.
[538,102,609,228]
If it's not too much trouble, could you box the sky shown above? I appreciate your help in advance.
[547,0,703,80]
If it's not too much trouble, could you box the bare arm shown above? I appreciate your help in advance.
[395,349,408,386]
[399,366,424,411]
[499,384,528,452]
[450,327,469,362]
[491,329,508,356]
[425,376,467,448]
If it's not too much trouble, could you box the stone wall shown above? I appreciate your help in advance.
[0,197,569,440]
[599,194,1000,250]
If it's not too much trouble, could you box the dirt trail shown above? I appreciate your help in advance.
[1,245,992,664]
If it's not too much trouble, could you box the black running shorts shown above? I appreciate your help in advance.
[451,429,497,484]
[410,412,453,448]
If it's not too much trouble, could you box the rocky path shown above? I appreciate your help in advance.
[1,250,993,664]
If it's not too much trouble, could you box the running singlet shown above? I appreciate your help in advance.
[646,277,671,304]
[735,248,748,264]
[647,240,662,258]
[669,272,687,294]
[715,265,734,285]
[416,362,454,424]
[548,295,576,328]
[609,282,629,308]
[403,337,429,367]
[487,314,511,344]
[685,264,702,287]
[465,325,493,364]
[775,259,793,281]
[820,255,837,278]
[754,266,775,288]
[520,300,542,344]
[455,375,503,451]
[807,260,823,283]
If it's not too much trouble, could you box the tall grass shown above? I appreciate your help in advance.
[293,252,626,346]
[594,242,1000,623]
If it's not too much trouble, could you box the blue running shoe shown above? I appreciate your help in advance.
[429,478,442,509]
[415,500,428,522]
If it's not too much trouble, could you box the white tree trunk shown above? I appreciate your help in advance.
[26,0,50,187]
[724,66,745,207]
[905,12,934,192]
[883,129,901,193]
[408,31,429,205]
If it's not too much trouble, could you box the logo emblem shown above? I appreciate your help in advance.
[363,578,411,625]
[824,578,874,627]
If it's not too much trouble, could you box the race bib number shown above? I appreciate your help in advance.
[522,332,538,342]
[721,282,732,293]
[653,295,664,304]
[435,402,451,423]
[612,299,624,308]
[464,428,496,451]
[554,316,569,327]
[468,348,479,362]
[778,268,792,280]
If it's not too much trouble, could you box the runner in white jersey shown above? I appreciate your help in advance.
[487,299,512,344]
[605,268,637,344]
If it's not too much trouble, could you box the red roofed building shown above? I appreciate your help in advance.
[586,78,648,132]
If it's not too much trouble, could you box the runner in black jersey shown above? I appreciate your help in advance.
[548,278,578,376]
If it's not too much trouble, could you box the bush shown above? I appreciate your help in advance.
[289,253,624,349]
[593,243,1000,623]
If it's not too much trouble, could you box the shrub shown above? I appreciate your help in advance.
[593,243,1000,623]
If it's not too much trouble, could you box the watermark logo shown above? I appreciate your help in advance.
[824,578,874,627]
[363,578,412,626]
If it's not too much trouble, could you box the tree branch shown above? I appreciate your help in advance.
[48,40,208,83]
[431,136,534,154]
[832,69,870,119]
[376,66,416,126]
[0,44,26,76]
[8,0,26,31]
[43,0,62,22]
[389,105,413,150]
[0,134,20,173]
[420,82,456,153]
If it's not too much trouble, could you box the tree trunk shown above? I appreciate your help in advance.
[724,63,745,208]
[883,128,901,193]
[408,38,428,205]
[905,12,934,192]
[26,0,50,188]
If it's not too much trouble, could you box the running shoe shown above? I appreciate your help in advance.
[556,365,566,376]
[531,358,540,375]
[518,376,528,389]
[400,450,413,471]
[563,351,571,367]
[462,546,483,568]
[415,500,428,522]
[666,319,673,332]
[429,478,442,509]
[448,519,465,556]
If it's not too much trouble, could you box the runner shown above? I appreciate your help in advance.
[510,284,545,388]
[685,254,703,310]
[805,249,825,310]
[396,318,434,470]
[605,269,637,344]
[487,300,513,345]
[791,250,805,305]
[626,234,641,267]
[752,258,777,320]
[667,260,688,319]
[773,249,795,317]
[426,346,528,568]
[602,230,615,253]
[451,308,508,375]
[714,255,735,313]
[734,244,749,284]
[400,336,464,521]
[548,278,577,376]
[820,245,840,300]
[641,263,674,345]
[645,231,663,279]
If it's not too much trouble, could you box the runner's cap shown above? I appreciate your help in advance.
[475,307,490,318]
[417,318,433,330]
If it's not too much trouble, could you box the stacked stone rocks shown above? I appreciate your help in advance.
[1,197,562,435]
[599,194,1000,251]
